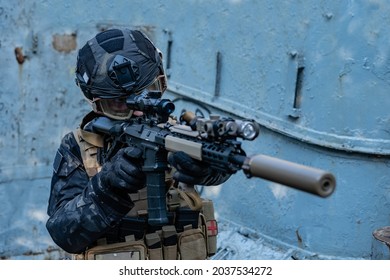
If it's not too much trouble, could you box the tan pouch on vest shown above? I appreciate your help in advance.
[162,225,178,260]
[178,227,207,260]
[200,199,218,256]
[145,232,163,260]
[76,240,147,260]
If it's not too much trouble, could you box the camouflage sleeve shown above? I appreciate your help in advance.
[46,132,133,254]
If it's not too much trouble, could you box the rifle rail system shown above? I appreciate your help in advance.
[92,90,336,226]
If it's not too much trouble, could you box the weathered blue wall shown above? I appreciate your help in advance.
[0,0,389,259]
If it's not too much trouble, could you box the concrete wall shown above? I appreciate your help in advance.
[1,0,389,259]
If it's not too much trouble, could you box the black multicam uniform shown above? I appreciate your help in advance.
[46,112,228,259]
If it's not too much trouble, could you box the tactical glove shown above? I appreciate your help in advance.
[168,151,230,186]
[99,146,146,193]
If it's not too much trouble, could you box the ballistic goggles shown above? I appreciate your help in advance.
[93,75,167,120]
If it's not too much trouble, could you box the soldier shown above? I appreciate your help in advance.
[46,28,229,260]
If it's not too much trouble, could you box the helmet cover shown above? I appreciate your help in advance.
[75,28,165,100]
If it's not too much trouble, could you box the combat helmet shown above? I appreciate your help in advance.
[75,28,167,120]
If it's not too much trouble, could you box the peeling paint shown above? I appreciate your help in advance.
[1,0,390,260]
[269,183,289,199]
[52,33,77,53]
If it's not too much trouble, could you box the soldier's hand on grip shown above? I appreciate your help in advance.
[168,151,230,186]
[100,147,146,193]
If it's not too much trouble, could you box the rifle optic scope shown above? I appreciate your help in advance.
[126,90,175,116]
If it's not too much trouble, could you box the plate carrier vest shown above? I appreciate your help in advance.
[72,124,218,260]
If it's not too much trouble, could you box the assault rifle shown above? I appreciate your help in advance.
[92,90,336,226]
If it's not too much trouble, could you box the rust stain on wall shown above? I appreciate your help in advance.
[52,33,77,53]
[14,47,25,64]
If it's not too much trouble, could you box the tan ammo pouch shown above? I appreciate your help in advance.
[178,225,207,260]
[163,244,178,260]
[73,239,147,260]
[145,232,163,260]
[161,225,178,260]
